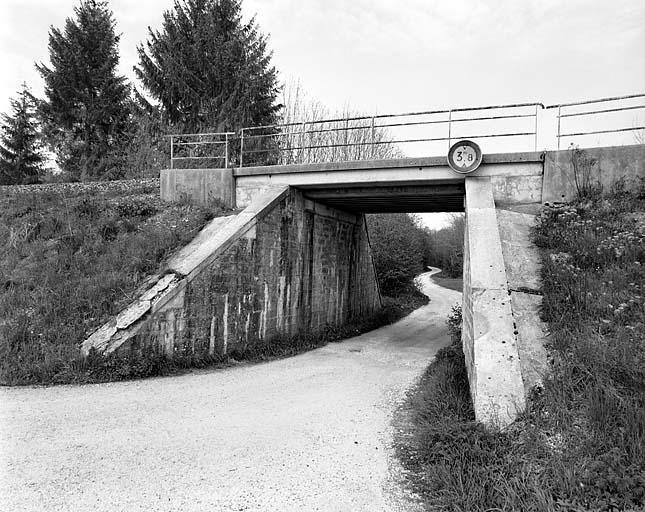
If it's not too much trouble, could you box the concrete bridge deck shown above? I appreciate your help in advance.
[232,152,542,213]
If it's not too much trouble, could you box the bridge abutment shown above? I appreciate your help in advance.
[125,144,643,427]
[82,187,381,358]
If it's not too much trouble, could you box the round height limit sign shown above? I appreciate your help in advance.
[447,140,483,174]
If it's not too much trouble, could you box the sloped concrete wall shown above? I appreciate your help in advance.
[496,208,548,396]
[83,187,381,358]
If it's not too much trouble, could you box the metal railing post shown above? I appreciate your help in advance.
[534,104,539,151]
[239,129,245,168]
[301,122,306,164]
[370,116,376,158]
[343,119,349,161]
[170,135,174,169]
[447,110,452,149]
[224,133,229,168]
[557,105,562,150]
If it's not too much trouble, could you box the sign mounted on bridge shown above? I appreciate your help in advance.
[447,140,483,174]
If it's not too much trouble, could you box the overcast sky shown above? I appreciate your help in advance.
[1,0,644,227]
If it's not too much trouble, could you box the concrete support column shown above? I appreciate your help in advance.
[462,177,526,427]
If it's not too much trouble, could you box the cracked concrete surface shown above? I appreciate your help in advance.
[0,269,459,512]
[496,207,549,394]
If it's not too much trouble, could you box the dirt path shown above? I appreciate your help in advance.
[0,270,460,512]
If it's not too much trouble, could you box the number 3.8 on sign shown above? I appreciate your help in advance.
[447,140,482,174]
[455,148,475,164]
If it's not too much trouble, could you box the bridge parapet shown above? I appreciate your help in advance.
[161,144,645,210]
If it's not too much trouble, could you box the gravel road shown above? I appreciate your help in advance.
[0,269,460,512]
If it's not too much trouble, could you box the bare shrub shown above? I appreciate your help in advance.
[265,81,404,165]
[569,144,602,199]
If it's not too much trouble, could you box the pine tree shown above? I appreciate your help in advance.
[37,0,131,180]
[135,0,281,134]
[0,84,45,185]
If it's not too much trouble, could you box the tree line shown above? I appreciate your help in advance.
[367,213,464,296]
[0,0,465,285]
[0,0,281,184]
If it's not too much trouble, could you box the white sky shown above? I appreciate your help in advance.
[1,0,644,228]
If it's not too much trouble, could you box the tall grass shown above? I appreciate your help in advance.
[0,180,220,384]
[397,178,645,511]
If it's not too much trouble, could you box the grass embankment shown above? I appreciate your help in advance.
[430,272,463,292]
[0,179,225,385]
[397,181,645,511]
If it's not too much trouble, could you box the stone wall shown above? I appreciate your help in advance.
[83,187,381,358]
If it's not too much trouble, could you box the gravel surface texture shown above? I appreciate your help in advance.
[0,269,460,512]
[0,178,159,197]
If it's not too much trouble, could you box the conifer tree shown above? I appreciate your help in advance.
[37,0,131,180]
[0,83,44,185]
[135,0,281,134]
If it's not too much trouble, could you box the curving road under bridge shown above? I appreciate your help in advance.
[0,269,460,512]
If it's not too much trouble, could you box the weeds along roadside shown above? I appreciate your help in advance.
[396,177,645,511]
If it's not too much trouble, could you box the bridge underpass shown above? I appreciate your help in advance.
[297,184,464,213]
[80,147,578,427]
[83,94,645,428]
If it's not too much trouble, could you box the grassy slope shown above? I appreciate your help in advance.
[396,181,645,511]
[430,274,463,292]
[0,179,223,385]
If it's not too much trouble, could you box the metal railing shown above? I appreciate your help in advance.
[169,132,235,169]
[166,93,645,169]
[238,102,542,167]
[547,93,645,149]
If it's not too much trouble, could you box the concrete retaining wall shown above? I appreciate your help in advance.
[82,186,381,358]
[160,168,235,208]
[543,144,645,203]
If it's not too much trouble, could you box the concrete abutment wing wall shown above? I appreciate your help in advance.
[82,187,381,358]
